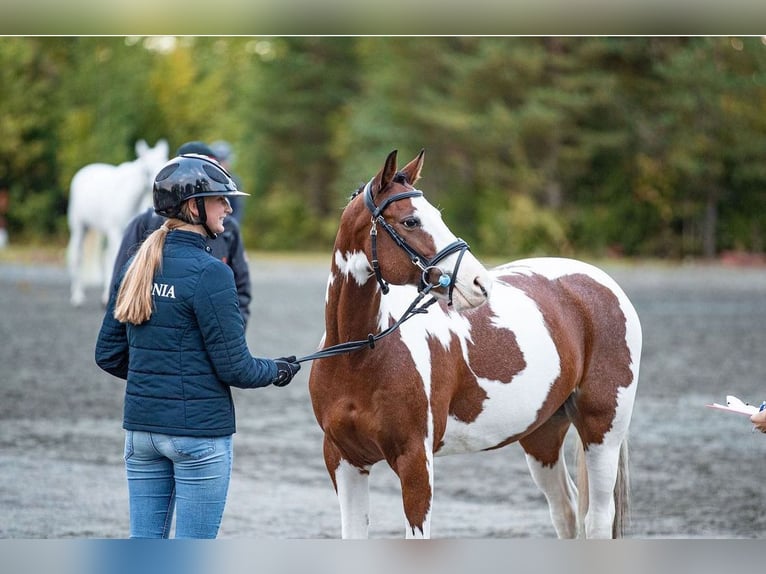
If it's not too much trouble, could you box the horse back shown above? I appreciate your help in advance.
[68,161,149,229]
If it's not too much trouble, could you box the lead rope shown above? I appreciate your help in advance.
[294,283,440,364]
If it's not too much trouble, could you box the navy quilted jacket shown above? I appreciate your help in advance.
[95,229,278,437]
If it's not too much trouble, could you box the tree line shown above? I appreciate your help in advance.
[1,36,765,259]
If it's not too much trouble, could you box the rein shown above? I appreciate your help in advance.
[295,282,439,364]
[295,177,470,365]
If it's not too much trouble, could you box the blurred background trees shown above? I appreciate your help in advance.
[1,36,764,259]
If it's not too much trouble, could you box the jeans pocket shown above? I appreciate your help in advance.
[124,431,134,461]
[170,436,216,460]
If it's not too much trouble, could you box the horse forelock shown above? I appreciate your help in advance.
[392,171,410,185]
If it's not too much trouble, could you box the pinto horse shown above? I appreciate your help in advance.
[308,149,641,539]
[66,138,169,307]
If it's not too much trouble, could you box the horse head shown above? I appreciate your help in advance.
[135,138,170,187]
[346,149,491,312]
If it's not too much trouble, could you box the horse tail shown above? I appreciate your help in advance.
[574,435,588,537]
[612,439,630,538]
[573,436,631,539]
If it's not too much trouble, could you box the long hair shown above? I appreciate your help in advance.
[113,213,191,325]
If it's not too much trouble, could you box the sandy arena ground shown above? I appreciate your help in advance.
[1,254,765,538]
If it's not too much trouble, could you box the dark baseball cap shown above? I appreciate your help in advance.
[175,141,217,160]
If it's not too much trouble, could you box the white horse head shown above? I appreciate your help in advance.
[66,138,169,307]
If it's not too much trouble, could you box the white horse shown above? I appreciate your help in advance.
[66,139,169,307]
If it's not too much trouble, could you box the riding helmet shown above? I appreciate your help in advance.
[153,154,249,218]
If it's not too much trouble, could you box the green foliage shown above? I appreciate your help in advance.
[478,193,570,257]
[248,184,336,251]
[2,36,766,260]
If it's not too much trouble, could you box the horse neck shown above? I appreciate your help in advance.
[324,251,382,347]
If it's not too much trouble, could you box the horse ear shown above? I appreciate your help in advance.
[401,149,425,185]
[371,149,398,197]
[135,139,148,156]
[378,150,397,197]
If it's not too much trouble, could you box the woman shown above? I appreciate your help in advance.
[95,153,300,538]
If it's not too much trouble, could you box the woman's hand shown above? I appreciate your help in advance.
[750,408,766,433]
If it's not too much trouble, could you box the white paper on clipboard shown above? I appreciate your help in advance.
[705,395,760,416]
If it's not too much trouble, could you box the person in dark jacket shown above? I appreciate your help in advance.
[95,153,300,539]
[210,140,245,223]
[112,141,251,326]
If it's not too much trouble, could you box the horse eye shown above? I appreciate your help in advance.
[402,217,421,229]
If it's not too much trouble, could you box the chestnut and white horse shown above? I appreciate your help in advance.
[66,139,169,306]
[308,149,641,539]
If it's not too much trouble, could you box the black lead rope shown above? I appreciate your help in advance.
[294,285,440,364]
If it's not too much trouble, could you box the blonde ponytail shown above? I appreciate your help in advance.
[113,219,186,325]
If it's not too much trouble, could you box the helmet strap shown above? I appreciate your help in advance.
[195,197,218,239]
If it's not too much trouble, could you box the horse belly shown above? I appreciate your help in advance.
[437,368,560,456]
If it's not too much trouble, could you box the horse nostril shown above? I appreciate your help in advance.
[475,278,488,298]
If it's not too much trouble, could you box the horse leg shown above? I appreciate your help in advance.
[390,443,433,539]
[577,438,630,538]
[324,439,371,539]
[572,382,637,538]
[67,222,85,307]
[519,410,578,538]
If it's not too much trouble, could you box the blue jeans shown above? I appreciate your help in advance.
[124,430,233,539]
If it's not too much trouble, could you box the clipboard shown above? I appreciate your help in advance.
[705,395,762,417]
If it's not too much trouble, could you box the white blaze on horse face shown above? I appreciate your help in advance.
[410,196,491,309]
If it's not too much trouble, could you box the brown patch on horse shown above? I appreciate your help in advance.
[316,327,431,471]
[426,333,481,451]
[554,274,634,447]
[427,304,528,452]
[472,271,632,461]
[466,303,527,385]
[502,271,633,458]
[518,408,574,467]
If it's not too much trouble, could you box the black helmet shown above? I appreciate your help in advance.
[153,154,248,218]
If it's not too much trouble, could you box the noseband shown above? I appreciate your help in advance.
[361,178,470,306]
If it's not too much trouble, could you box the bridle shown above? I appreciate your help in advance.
[361,177,470,306]
[295,176,471,364]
